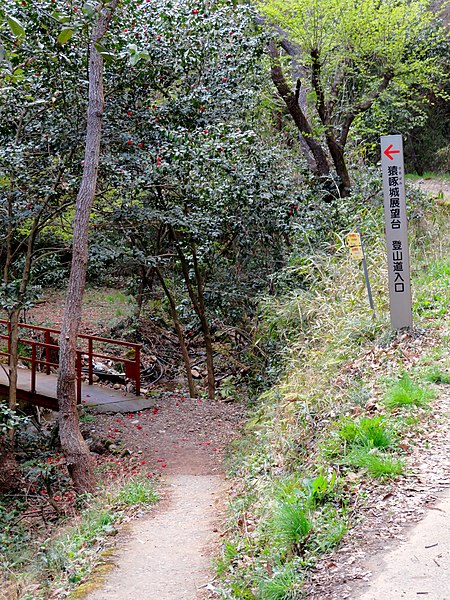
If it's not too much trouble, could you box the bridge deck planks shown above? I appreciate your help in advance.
[0,367,154,413]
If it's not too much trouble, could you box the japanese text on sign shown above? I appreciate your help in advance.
[381,135,412,329]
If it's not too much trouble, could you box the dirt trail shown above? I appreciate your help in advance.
[86,473,222,600]
[79,392,243,600]
[413,177,450,201]
[354,488,450,599]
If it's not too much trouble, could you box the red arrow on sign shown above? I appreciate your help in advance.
[384,144,401,160]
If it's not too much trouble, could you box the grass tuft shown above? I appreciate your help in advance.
[259,564,304,600]
[108,475,159,507]
[384,374,435,408]
[424,367,450,385]
[339,416,394,449]
[346,447,404,478]
[273,501,312,555]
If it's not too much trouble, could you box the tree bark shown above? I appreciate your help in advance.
[325,135,351,197]
[191,245,215,400]
[268,40,330,177]
[155,267,196,398]
[170,228,216,400]
[406,132,424,176]
[57,1,118,494]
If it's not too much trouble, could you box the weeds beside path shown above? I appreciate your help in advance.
[84,473,223,600]
[75,392,244,600]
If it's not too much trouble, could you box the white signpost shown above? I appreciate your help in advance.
[380,135,413,330]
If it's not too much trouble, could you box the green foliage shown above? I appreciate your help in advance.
[313,505,348,552]
[415,258,450,320]
[345,447,404,478]
[334,415,403,478]
[0,282,41,313]
[424,367,450,385]
[109,475,158,507]
[259,564,303,600]
[272,500,312,554]
[258,0,448,181]
[384,374,435,408]
[302,472,337,507]
[0,404,28,436]
[339,416,395,449]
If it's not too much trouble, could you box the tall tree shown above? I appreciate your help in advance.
[57,0,118,493]
[1,0,88,489]
[258,0,448,195]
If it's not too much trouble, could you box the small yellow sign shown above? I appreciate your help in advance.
[346,232,361,247]
[350,246,364,260]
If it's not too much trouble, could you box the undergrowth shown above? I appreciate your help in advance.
[1,475,158,599]
[217,185,450,598]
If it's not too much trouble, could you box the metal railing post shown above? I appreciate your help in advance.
[31,343,36,394]
[135,345,140,396]
[45,330,51,375]
[88,338,93,385]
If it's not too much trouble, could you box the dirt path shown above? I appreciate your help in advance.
[413,177,450,202]
[78,392,243,600]
[86,473,223,600]
[355,488,450,599]
[309,392,450,599]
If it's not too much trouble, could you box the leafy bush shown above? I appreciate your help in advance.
[0,405,29,437]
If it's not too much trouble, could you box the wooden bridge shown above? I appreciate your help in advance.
[0,320,154,413]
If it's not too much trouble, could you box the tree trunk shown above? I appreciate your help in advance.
[326,134,351,197]
[268,40,330,177]
[155,267,196,398]
[191,245,215,400]
[406,132,424,176]
[134,265,147,319]
[7,310,19,417]
[170,228,216,400]
[57,1,118,494]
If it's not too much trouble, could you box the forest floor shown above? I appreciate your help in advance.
[24,289,450,600]
[5,176,450,599]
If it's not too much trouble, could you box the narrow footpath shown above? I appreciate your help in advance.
[356,487,450,600]
[86,473,222,600]
[76,392,243,600]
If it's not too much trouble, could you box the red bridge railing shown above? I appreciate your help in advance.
[0,320,141,403]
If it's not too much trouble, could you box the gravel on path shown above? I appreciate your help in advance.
[86,473,223,600]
